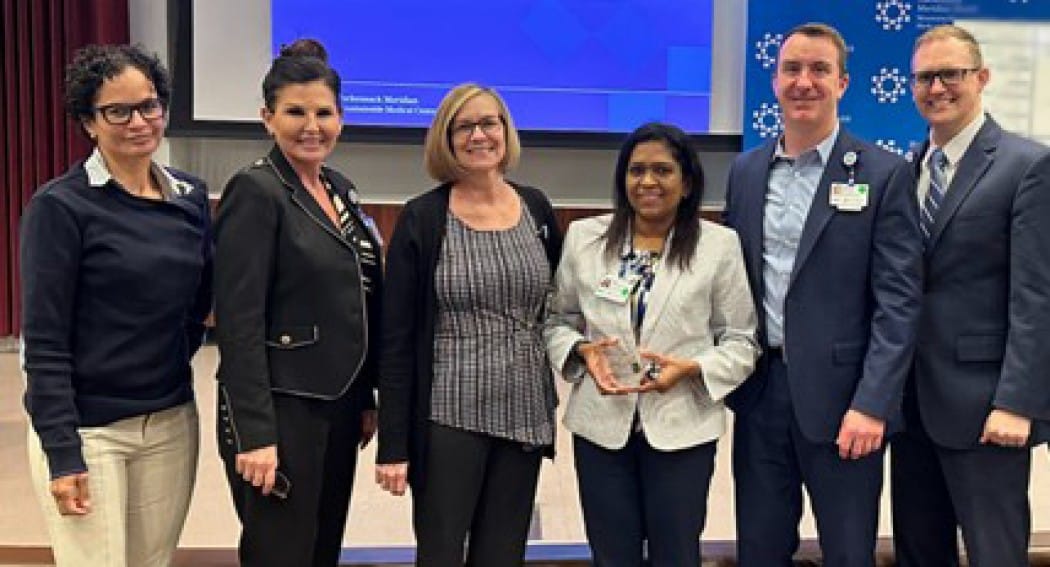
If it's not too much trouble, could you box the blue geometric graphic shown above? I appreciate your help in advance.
[668,47,712,92]
[271,0,715,133]
[521,0,589,60]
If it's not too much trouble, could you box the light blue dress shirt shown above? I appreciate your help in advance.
[762,127,839,347]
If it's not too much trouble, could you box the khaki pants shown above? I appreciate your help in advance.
[28,402,199,567]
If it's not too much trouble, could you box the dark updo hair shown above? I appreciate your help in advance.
[262,38,341,111]
[64,44,170,123]
[605,122,705,270]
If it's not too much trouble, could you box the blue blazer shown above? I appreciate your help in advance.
[724,129,924,442]
[910,116,1050,449]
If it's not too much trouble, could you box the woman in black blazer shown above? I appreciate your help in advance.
[213,39,382,567]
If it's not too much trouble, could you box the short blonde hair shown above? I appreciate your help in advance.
[914,24,983,68]
[423,83,522,183]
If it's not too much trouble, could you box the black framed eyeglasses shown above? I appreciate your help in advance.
[93,98,165,125]
[450,116,504,138]
[910,67,980,88]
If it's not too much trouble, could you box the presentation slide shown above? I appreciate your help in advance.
[271,0,715,133]
[744,0,1050,152]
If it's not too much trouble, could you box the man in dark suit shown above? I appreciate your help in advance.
[890,24,1050,567]
[724,22,923,566]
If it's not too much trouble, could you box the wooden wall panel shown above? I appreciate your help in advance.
[212,201,721,248]
[360,204,722,244]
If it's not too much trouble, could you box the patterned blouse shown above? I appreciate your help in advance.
[429,205,556,446]
[327,178,381,320]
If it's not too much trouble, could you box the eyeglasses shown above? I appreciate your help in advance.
[910,68,980,88]
[451,116,503,138]
[94,98,165,125]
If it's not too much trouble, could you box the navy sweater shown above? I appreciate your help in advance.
[20,158,212,479]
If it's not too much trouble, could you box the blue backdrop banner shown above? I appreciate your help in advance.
[744,0,1050,153]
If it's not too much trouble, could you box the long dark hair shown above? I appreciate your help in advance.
[604,122,704,270]
[262,38,340,111]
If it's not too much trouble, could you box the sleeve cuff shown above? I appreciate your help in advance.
[848,399,890,422]
[561,353,587,384]
[376,438,409,464]
[44,444,86,481]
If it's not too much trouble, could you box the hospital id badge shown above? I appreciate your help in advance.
[595,273,640,304]
[829,183,869,212]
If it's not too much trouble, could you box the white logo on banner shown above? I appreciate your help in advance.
[871,67,908,103]
[875,0,912,31]
[876,139,905,155]
[752,102,783,139]
[755,33,783,69]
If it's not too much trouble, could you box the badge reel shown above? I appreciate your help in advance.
[829,150,869,212]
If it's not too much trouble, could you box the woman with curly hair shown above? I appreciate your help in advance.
[21,43,212,567]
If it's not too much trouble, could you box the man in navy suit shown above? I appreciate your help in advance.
[724,22,923,566]
[890,24,1050,567]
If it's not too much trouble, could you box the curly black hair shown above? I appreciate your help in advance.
[64,44,170,124]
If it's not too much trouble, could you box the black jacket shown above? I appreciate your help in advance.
[376,182,561,488]
[214,146,381,453]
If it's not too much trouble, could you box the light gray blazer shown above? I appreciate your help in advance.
[545,214,759,451]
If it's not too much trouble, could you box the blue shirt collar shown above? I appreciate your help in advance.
[772,123,840,166]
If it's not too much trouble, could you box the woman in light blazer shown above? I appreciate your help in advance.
[545,122,760,566]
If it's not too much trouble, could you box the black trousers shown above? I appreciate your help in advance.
[891,395,1031,567]
[412,422,542,567]
[573,432,716,567]
[223,391,363,567]
[733,354,884,567]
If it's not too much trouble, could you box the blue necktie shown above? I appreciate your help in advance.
[920,148,948,241]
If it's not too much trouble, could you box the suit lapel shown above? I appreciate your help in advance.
[742,141,777,286]
[266,147,355,252]
[731,141,776,346]
[926,120,998,251]
[789,132,850,288]
[638,252,683,347]
[912,140,930,180]
[290,187,354,249]
[594,235,636,346]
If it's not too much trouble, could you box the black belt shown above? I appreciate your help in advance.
[766,346,784,358]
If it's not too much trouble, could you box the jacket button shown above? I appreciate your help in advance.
[279,334,292,345]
